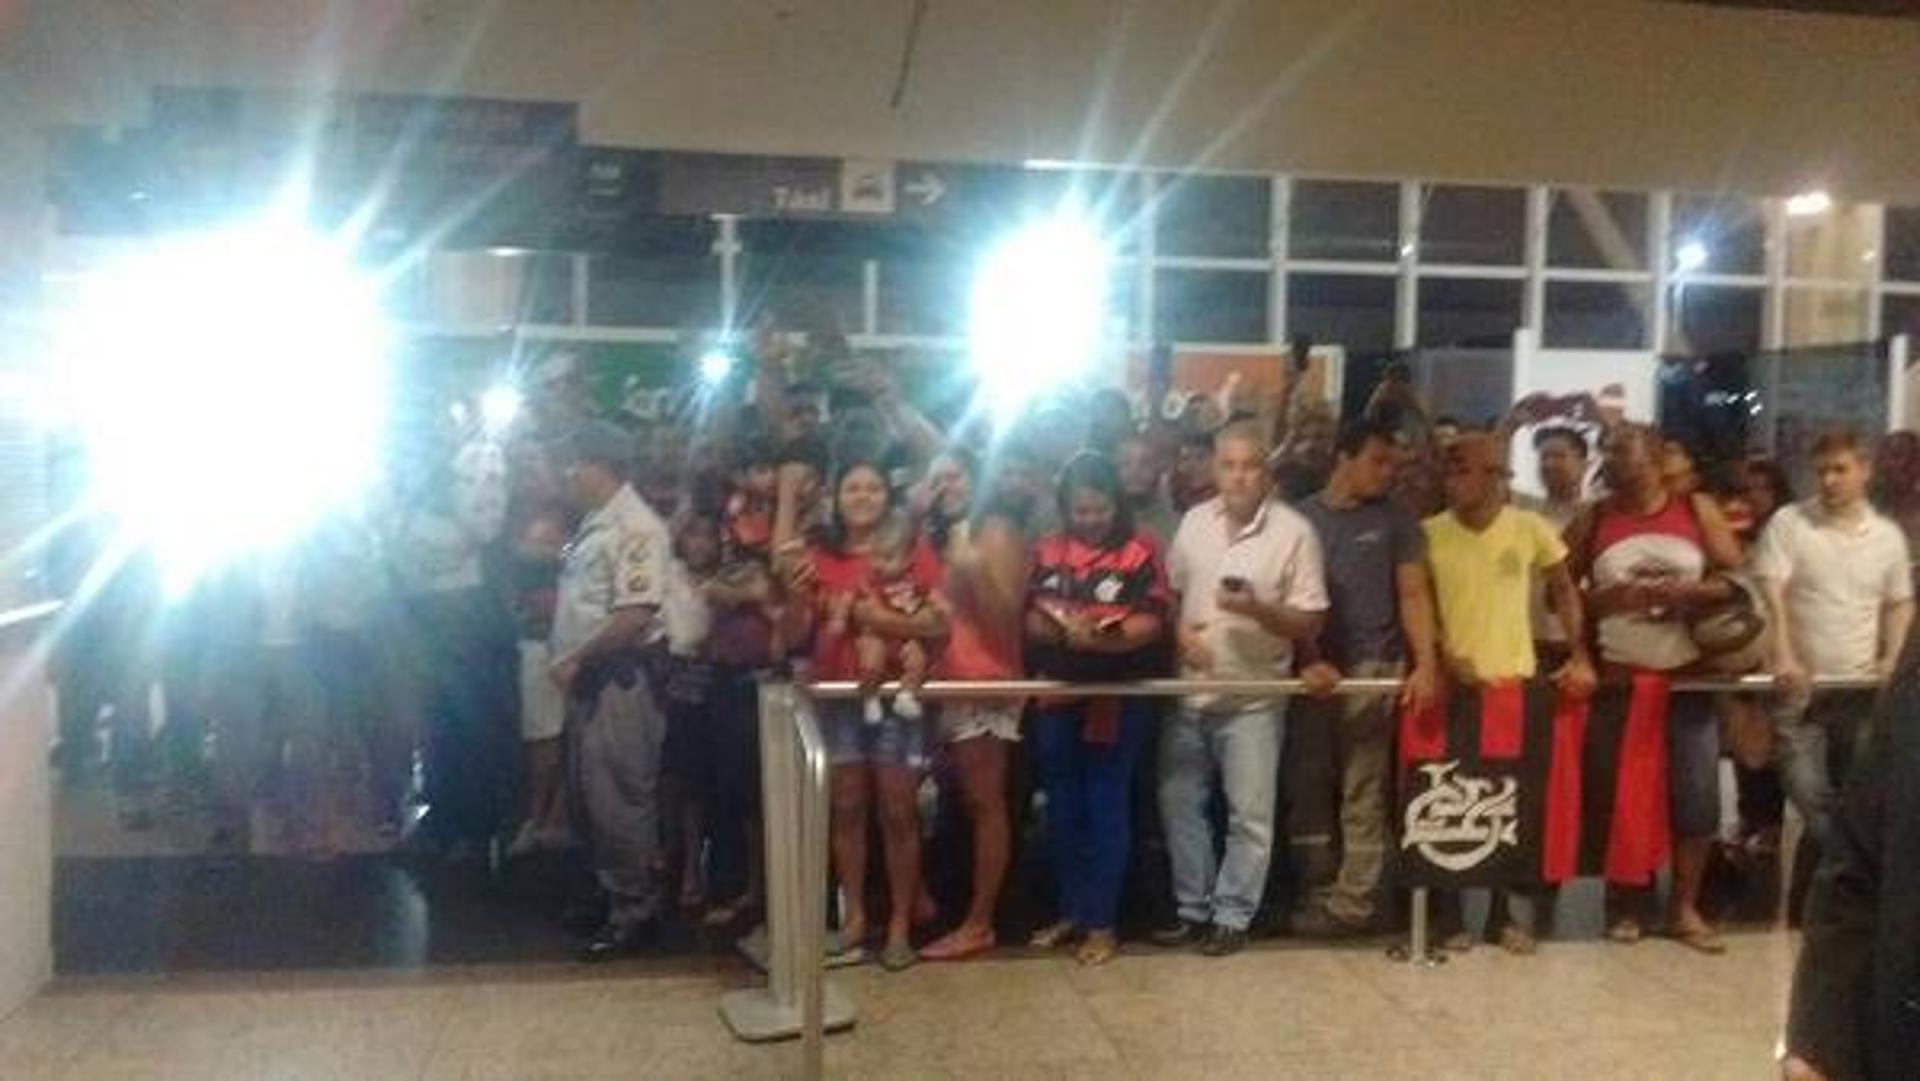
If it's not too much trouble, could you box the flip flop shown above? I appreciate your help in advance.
[880,939,919,972]
[1075,933,1119,967]
[1029,921,1078,950]
[1606,919,1643,945]
[919,929,997,962]
[1670,924,1727,956]
[702,896,753,928]
[824,929,869,966]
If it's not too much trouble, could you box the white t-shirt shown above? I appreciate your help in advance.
[1170,496,1329,711]
[1752,500,1913,676]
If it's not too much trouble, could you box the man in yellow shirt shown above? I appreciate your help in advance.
[1419,434,1595,952]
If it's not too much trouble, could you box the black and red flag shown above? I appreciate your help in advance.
[1394,672,1679,890]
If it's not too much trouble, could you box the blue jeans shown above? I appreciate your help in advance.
[1031,700,1153,932]
[1773,689,1877,849]
[1158,703,1286,932]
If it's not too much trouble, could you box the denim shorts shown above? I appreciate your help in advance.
[1667,691,1721,841]
[821,700,928,770]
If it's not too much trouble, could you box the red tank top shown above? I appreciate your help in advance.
[1592,495,1704,556]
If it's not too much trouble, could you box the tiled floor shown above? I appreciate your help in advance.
[5,930,1793,1080]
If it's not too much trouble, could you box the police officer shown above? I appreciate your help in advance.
[551,421,673,960]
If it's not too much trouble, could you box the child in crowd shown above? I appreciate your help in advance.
[827,512,942,723]
[661,513,721,909]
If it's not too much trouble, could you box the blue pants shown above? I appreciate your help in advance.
[1159,704,1286,932]
[1032,700,1152,932]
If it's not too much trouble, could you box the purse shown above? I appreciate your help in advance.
[1687,572,1768,674]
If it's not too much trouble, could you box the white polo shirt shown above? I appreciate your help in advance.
[1170,496,1329,711]
[1752,500,1913,676]
[551,483,670,658]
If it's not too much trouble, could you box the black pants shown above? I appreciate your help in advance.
[410,590,518,846]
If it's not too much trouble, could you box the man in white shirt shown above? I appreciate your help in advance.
[1516,425,1591,659]
[1152,423,1329,957]
[1755,430,1914,850]
[551,421,674,960]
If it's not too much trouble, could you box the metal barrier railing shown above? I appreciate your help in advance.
[725,673,1882,1075]
[719,681,854,1076]
[805,674,1886,698]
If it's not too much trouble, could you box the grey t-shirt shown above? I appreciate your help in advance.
[1301,492,1426,667]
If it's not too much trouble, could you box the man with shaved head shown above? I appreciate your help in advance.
[1156,421,1329,957]
[1421,432,1595,953]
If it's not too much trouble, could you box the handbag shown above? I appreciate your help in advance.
[1688,572,1768,674]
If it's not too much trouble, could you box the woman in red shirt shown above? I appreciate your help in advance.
[913,448,1032,962]
[1024,451,1171,966]
[777,457,948,971]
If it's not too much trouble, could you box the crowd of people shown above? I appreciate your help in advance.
[45,327,1919,973]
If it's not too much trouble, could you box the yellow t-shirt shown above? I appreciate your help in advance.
[1423,506,1568,681]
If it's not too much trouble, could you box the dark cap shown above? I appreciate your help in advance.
[565,420,636,469]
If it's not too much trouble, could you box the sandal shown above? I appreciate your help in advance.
[824,929,868,966]
[1669,923,1727,956]
[880,939,920,972]
[1029,921,1079,950]
[1606,918,1643,944]
[702,896,753,928]
[1075,932,1119,967]
[1497,926,1538,956]
[920,926,997,962]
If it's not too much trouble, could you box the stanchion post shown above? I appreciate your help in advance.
[719,682,857,1047]
[797,688,830,1080]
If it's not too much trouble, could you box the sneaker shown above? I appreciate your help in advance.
[892,690,923,720]
[1200,925,1248,958]
[862,696,885,725]
[580,919,658,962]
[1149,919,1207,948]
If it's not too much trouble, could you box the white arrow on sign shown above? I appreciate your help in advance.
[903,172,947,207]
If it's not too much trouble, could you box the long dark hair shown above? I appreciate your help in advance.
[1055,449,1134,549]
[925,446,979,553]
[820,456,894,555]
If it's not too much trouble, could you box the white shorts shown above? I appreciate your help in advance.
[938,701,1023,744]
[518,639,566,742]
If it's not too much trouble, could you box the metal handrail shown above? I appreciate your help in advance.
[806,674,1885,699]
[794,694,830,1081]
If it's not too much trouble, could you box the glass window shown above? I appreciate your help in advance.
[587,254,717,329]
[1886,206,1920,282]
[1786,204,1876,284]
[1287,179,1398,263]
[1543,281,1648,350]
[1286,273,1395,356]
[1415,277,1521,348]
[878,258,965,338]
[1418,184,1524,266]
[738,219,871,333]
[1153,269,1268,343]
[586,216,717,329]
[1547,189,1648,270]
[520,252,575,324]
[1671,195,1767,276]
[1154,174,1268,259]
[1883,293,1920,341]
[1783,287,1866,347]
[1668,284,1762,356]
